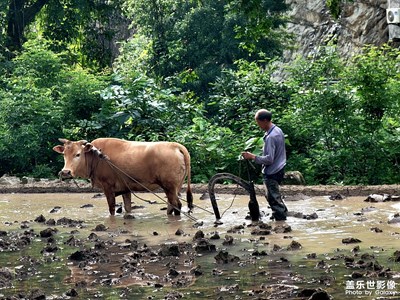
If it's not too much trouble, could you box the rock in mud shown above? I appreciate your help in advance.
[252,250,268,256]
[287,211,318,220]
[49,206,62,213]
[342,237,362,244]
[217,283,240,292]
[310,290,331,300]
[40,228,58,238]
[64,236,83,247]
[370,227,383,233]
[123,214,135,219]
[251,226,271,236]
[214,250,240,264]
[0,267,13,288]
[88,232,99,240]
[259,284,299,299]
[194,239,216,252]
[34,214,46,223]
[227,224,245,233]
[57,217,84,227]
[45,218,56,226]
[287,241,302,250]
[360,206,377,213]
[27,288,46,300]
[193,230,205,240]
[273,224,292,233]
[41,243,59,254]
[93,224,107,231]
[222,235,234,245]
[298,288,331,300]
[388,213,400,224]
[175,229,184,236]
[393,250,400,262]
[159,243,180,257]
[65,288,79,297]
[329,193,344,200]
[351,271,363,278]
[190,265,203,276]
[164,291,184,299]
[210,232,220,239]
[364,194,390,202]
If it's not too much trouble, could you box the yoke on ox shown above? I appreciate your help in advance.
[53,138,193,216]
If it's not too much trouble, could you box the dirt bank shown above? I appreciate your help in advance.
[1,176,400,197]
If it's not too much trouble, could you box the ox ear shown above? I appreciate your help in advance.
[53,145,64,154]
[83,143,93,153]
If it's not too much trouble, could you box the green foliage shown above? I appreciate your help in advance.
[0,39,108,176]
[225,0,290,54]
[326,0,341,19]
[123,0,290,96]
[285,45,400,184]
[35,0,126,68]
[209,58,289,131]
[93,71,202,140]
[170,117,244,182]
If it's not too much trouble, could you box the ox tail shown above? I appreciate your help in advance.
[180,144,193,211]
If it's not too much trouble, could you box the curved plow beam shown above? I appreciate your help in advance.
[207,173,260,223]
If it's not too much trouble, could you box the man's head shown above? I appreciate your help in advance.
[255,109,272,131]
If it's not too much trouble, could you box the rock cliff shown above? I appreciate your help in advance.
[283,0,393,62]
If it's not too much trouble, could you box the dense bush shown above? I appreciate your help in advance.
[0,40,108,177]
[284,45,400,184]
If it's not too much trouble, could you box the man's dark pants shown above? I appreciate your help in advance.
[263,168,287,220]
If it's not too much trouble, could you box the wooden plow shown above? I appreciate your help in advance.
[207,173,260,223]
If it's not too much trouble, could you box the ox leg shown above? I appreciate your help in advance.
[104,191,116,216]
[165,189,182,215]
[122,193,132,213]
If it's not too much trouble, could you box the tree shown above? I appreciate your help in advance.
[5,0,50,54]
[2,0,128,67]
[124,0,290,96]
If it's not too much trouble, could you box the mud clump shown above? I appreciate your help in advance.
[0,230,35,251]
[93,224,107,231]
[342,237,362,244]
[158,243,180,257]
[0,267,13,288]
[39,227,58,238]
[287,240,302,250]
[214,250,240,264]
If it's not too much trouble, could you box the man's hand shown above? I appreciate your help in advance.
[241,151,256,160]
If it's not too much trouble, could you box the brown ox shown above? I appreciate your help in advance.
[53,138,193,216]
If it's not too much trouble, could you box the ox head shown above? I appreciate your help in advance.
[52,138,95,179]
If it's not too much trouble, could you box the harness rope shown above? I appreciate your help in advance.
[218,159,258,219]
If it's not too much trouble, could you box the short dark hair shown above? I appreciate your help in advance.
[255,109,272,121]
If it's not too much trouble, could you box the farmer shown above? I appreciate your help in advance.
[241,109,288,221]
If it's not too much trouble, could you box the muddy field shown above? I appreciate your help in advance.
[0,178,400,299]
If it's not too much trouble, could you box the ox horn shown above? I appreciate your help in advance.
[58,138,70,144]
[79,140,89,145]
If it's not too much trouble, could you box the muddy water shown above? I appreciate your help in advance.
[0,192,400,299]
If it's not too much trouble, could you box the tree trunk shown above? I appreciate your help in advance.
[6,0,50,53]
